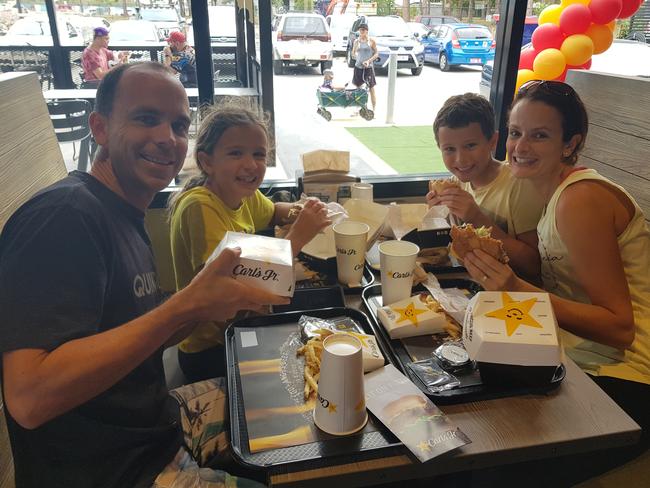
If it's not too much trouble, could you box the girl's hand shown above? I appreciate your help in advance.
[436,188,482,222]
[287,199,331,254]
[463,249,520,291]
[425,190,442,207]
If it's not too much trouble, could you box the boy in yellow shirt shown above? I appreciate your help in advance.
[426,93,543,279]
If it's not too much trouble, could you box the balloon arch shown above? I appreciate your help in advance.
[516,0,644,91]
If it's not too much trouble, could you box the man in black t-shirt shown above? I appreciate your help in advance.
[0,62,286,488]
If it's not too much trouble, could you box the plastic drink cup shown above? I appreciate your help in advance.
[313,333,367,435]
[351,182,373,201]
[333,220,369,287]
[379,240,420,306]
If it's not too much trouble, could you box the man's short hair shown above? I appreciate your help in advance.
[433,93,496,145]
[95,62,173,116]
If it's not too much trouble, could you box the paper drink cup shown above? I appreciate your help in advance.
[333,221,369,287]
[351,182,374,202]
[379,240,420,306]
[313,333,368,436]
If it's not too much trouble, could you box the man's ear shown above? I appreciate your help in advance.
[89,112,108,147]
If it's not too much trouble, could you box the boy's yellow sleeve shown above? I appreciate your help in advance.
[509,178,545,235]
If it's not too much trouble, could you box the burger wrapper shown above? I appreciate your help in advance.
[365,364,470,462]
[377,294,447,339]
[208,231,295,297]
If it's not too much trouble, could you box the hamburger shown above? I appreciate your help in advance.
[450,224,509,264]
[428,179,460,194]
[380,394,442,436]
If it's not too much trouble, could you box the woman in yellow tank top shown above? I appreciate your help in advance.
[463,80,650,455]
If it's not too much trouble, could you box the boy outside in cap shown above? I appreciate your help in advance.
[320,69,345,91]
[163,31,197,88]
[427,93,544,280]
[81,26,129,86]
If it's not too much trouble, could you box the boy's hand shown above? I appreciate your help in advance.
[287,199,331,254]
[180,248,289,322]
[436,188,482,222]
[425,190,442,207]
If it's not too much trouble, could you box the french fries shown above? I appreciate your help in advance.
[296,329,333,400]
[423,294,462,339]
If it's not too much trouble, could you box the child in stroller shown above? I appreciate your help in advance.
[317,69,374,121]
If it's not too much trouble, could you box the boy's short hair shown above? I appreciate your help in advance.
[433,93,495,145]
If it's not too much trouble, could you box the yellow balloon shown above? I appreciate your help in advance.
[606,20,616,32]
[533,48,567,80]
[515,69,537,92]
[539,4,563,25]
[586,23,614,54]
[561,0,590,6]
[561,34,594,65]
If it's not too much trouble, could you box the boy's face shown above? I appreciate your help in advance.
[437,122,497,183]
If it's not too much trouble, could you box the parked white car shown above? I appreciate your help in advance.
[108,20,165,47]
[0,14,83,46]
[139,7,184,40]
[326,14,355,54]
[273,13,333,75]
[186,5,236,46]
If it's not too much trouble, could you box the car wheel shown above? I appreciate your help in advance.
[411,66,423,76]
[321,60,332,74]
[273,58,284,75]
[346,48,355,68]
[439,52,450,72]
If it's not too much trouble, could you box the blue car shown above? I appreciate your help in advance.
[421,23,495,71]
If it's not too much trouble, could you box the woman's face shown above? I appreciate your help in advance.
[506,99,580,180]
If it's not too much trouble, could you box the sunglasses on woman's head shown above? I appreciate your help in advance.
[517,80,576,97]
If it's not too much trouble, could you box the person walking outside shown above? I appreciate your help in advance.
[351,23,378,111]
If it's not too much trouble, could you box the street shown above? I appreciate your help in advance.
[273,56,484,179]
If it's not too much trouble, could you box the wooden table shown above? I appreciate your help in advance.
[267,293,641,487]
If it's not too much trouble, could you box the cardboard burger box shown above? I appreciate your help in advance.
[377,294,448,339]
[388,204,451,249]
[208,231,295,297]
[463,291,562,386]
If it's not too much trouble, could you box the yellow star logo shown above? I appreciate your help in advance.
[328,402,337,413]
[485,292,543,336]
[346,331,370,346]
[417,440,432,453]
[393,301,427,326]
[354,399,365,411]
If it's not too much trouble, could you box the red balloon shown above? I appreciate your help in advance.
[532,23,565,51]
[519,47,538,70]
[560,4,592,35]
[589,0,622,24]
[555,66,568,82]
[578,58,592,69]
[558,59,593,82]
[618,0,642,19]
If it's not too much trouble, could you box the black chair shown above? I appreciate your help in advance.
[47,99,95,172]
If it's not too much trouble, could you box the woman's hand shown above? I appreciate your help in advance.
[463,249,521,291]
[286,199,331,255]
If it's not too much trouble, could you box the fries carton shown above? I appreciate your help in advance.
[377,294,447,339]
[463,291,562,386]
[208,231,295,297]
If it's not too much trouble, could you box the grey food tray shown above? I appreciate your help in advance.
[297,253,374,294]
[362,280,566,404]
[225,307,403,470]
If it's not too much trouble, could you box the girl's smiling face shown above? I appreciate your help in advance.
[199,124,268,209]
[506,99,580,181]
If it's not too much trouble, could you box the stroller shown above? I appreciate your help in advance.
[316,85,374,121]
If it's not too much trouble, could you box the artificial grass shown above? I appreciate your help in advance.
[345,126,445,174]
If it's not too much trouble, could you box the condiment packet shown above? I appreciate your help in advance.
[432,341,473,372]
[298,315,363,342]
[408,359,460,393]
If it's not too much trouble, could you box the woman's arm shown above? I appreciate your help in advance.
[464,183,635,349]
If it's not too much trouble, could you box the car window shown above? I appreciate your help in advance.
[141,9,178,22]
[283,16,327,36]
[367,16,411,37]
[110,22,158,42]
[66,22,77,37]
[437,26,448,38]
[455,27,492,39]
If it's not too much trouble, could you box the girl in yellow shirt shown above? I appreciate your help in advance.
[169,105,331,382]
[464,81,650,455]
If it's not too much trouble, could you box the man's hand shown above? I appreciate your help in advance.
[287,199,331,255]
[180,248,289,322]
